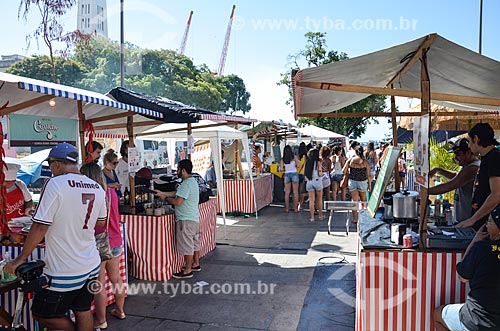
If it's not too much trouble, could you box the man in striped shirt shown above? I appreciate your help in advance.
[6,142,107,331]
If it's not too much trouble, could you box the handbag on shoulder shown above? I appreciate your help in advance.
[95,190,113,261]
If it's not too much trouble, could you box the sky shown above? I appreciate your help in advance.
[1,0,499,141]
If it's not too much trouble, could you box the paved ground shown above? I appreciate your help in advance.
[103,204,359,331]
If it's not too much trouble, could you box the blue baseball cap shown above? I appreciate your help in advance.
[45,142,79,163]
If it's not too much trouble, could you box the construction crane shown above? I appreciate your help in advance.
[216,4,236,76]
[178,10,194,55]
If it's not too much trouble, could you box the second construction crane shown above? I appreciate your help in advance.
[216,4,236,76]
[179,10,194,55]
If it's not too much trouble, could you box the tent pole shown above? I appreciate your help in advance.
[235,124,244,179]
[418,50,431,251]
[77,101,86,160]
[391,85,400,191]
[187,123,192,160]
[127,115,136,215]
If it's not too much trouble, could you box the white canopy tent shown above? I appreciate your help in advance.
[138,121,256,238]
[293,34,500,118]
[296,125,348,142]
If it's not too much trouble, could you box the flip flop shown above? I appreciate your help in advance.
[110,309,126,320]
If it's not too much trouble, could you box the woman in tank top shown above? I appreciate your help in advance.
[330,145,346,201]
[280,145,300,213]
[304,148,324,222]
[343,145,371,223]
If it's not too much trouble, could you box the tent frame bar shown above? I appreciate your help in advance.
[296,81,500,108]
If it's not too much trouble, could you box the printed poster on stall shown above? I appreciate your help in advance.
[128,147,141,173]
[187,135,195,154]
[413,114,429,187]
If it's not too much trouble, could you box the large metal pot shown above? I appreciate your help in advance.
[392,190,419,219]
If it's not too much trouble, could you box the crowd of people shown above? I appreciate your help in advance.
[278,140,393,223]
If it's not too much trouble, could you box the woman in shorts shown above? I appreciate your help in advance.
[330,146,346,201]
[280,145,300,213]
[304,148,324,222]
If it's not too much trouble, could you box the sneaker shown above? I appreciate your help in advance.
[182,265,201,272]
[172,271,194,279]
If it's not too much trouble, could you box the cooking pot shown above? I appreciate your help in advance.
[392,190,419,219]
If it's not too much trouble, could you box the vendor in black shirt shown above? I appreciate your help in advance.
[457,123,500,230]
[434,204,500,331]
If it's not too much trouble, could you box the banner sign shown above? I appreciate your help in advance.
[9,114,77,147]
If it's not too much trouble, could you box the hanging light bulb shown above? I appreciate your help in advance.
[49,98,56,107]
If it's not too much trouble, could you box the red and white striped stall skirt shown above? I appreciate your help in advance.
[217,174,273,214]
[123,198,217,281]
[356,250,467,331]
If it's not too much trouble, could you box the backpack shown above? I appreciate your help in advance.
[192,173,211,204]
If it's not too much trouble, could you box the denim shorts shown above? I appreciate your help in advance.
[284,172,300,184]
[306,178,323,192]
[348,179,368,192]
[441,304,469,331]
[331,174,344,183]
[111,245,123,258]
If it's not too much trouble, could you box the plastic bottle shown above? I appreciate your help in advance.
[149,180,155,203]
[2,252,16,281]
[434,176,443,200]
[124,187,130,205]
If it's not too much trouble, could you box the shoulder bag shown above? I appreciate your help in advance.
[95,190,113,261]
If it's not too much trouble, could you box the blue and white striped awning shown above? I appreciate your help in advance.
[18,81,163,119]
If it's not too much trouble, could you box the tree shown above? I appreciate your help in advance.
[18,0,91,83]
[73,40,251,112]
[278,32,387,138]
[7,55,86,87]
[217,75,251,114]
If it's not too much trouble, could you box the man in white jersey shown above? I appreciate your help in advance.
[5,142,107,331]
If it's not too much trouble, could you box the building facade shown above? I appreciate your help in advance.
[77,0,108,38]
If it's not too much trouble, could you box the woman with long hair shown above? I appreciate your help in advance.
[343,145,371,224]
[320,146,332,201]
[94,150,127,327]
[304,148,324,222]
[297,142,308,211]
[280,145,300,213]
[330,145,346,201]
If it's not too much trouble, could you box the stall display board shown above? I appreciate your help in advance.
[128,147,140,173]
[414,114,430,187]
[367,146,401,217]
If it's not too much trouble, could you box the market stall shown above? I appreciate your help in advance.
[292,33,500,331]
[0,73,168,330]
[123,198,216,281]
[137,120,265,236]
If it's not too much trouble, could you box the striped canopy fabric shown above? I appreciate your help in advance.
[18,81,162,118]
